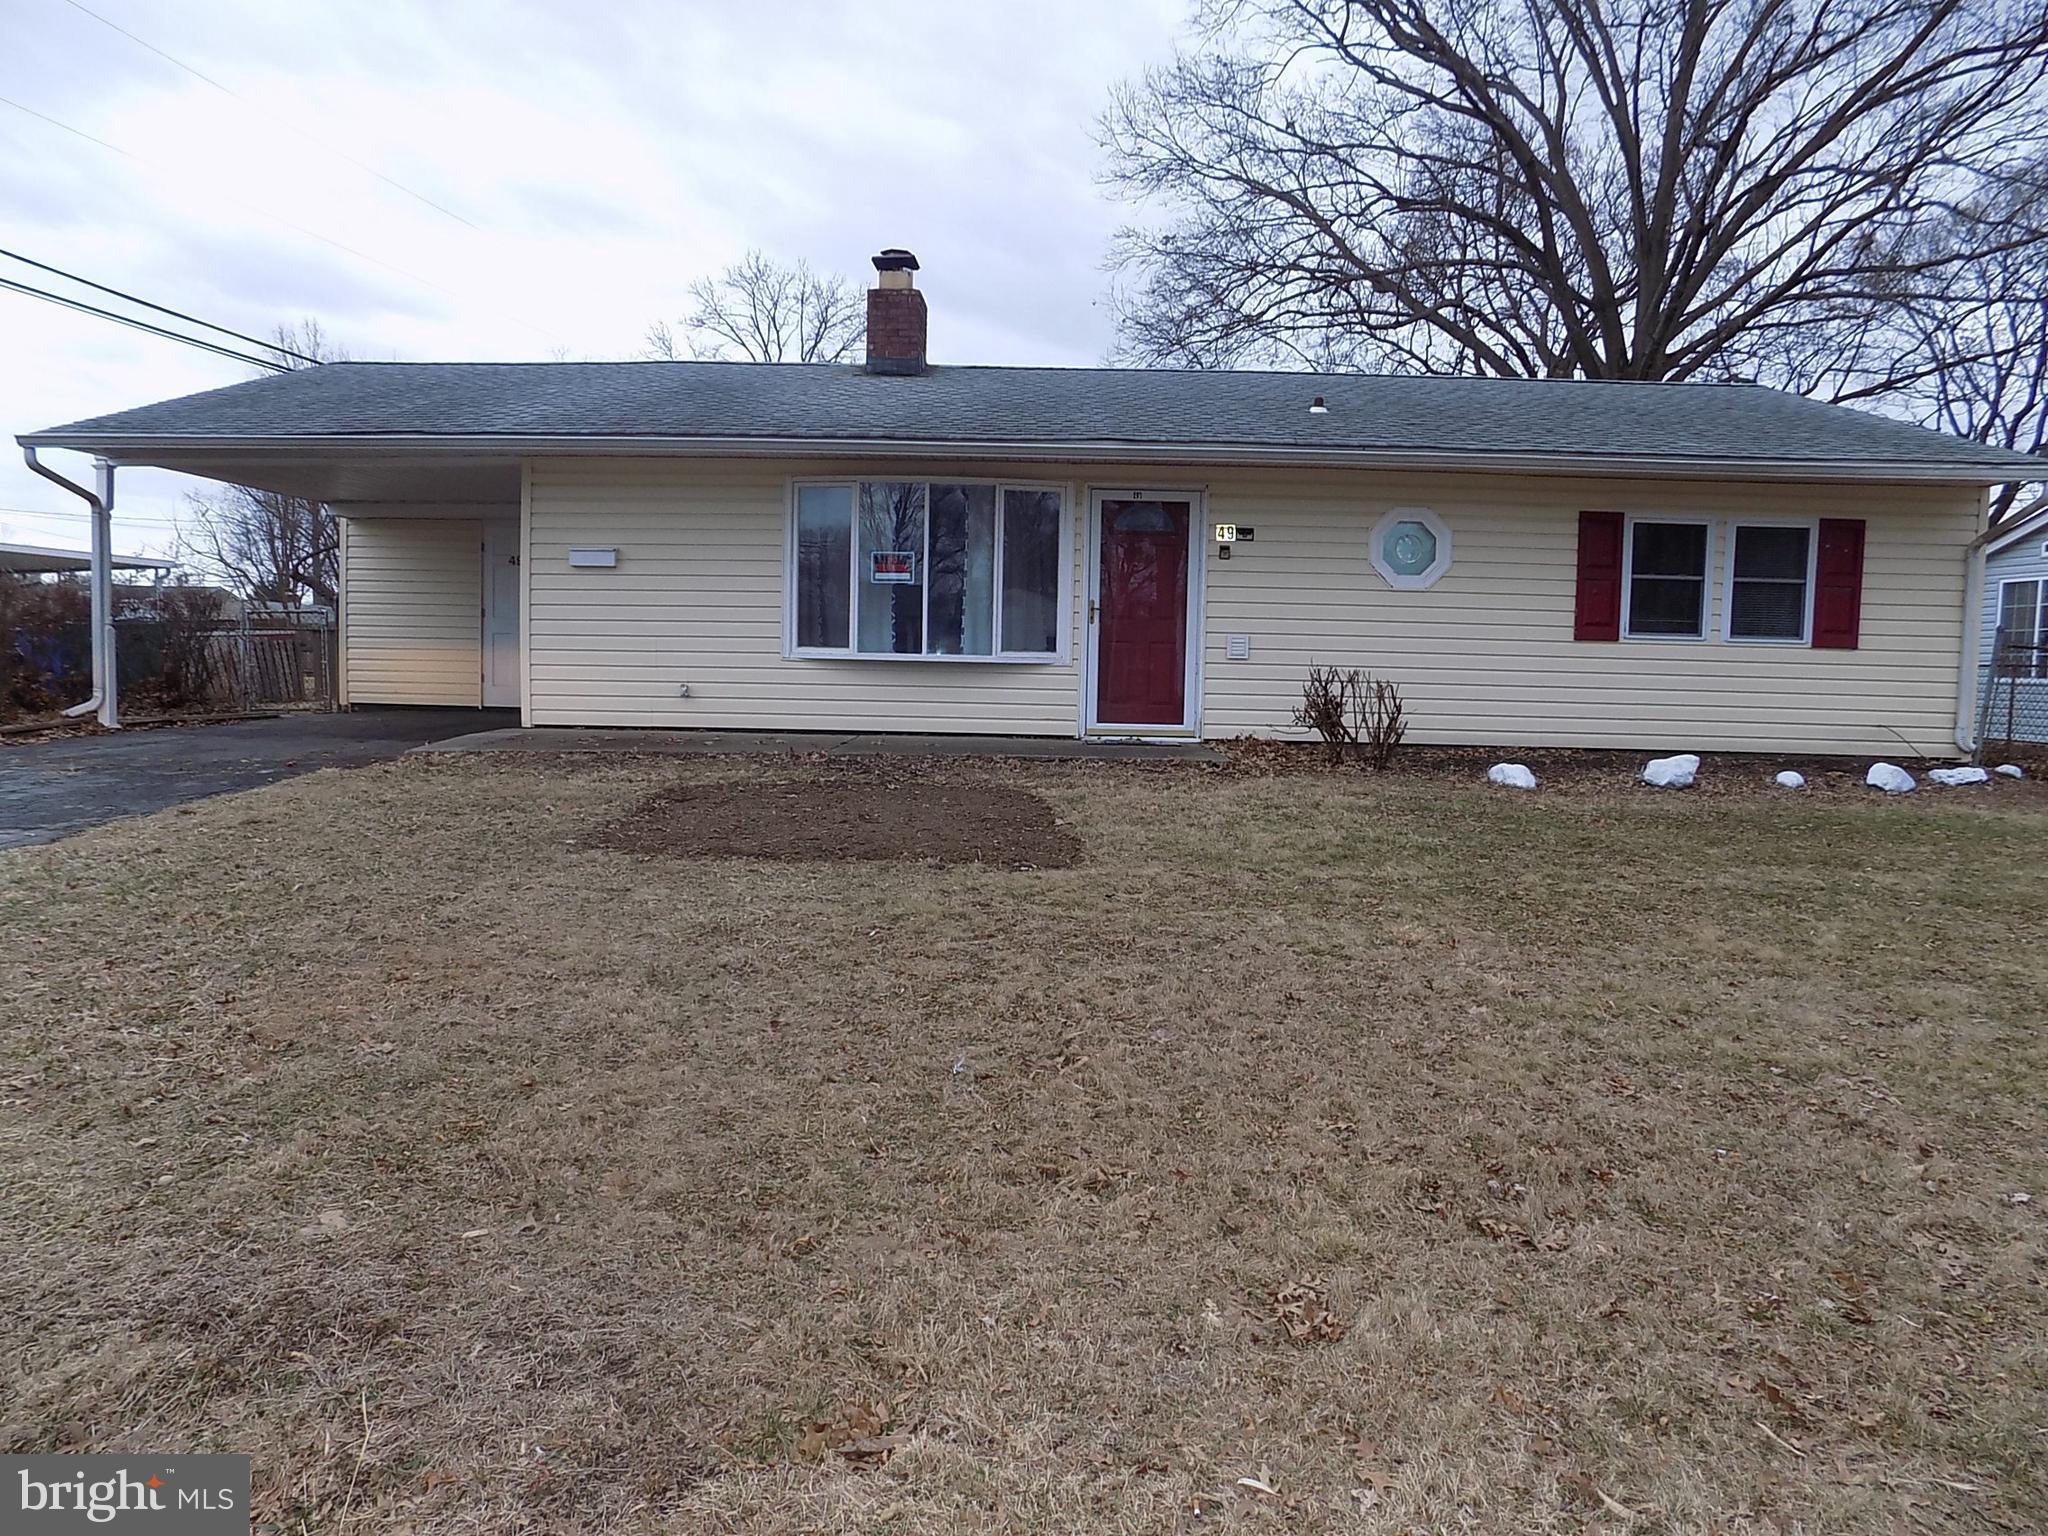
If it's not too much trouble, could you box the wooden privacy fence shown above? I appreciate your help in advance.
[205,625,337,709]
[111,618,337,712]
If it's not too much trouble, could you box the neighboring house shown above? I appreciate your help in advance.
[0,545,244,622]
[0,542,173,582]
[18,251,2044,755]
[114,583,243,621]
[1978,501,2048,744]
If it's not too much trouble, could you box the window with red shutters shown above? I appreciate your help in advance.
[1574,510,1624,641]
[1812,518,1866,649]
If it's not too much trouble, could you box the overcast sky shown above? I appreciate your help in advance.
[0,0,1185,561]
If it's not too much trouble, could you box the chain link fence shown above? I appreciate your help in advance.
[1975,624,2048,753]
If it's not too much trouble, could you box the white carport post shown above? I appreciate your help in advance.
[21,447,120,728]
[88,458,118,728]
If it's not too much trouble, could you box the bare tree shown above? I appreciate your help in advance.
[645,250,864,363]
[1102,0,2048,513]
[178,321,345,606]
[1858,187,2048,517]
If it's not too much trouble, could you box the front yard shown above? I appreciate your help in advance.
[2,753,2044,1533]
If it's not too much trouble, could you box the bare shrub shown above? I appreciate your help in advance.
[0,575,91,721]
[1358,674,1407,771]
[1291,663,1357,765]
[1290,665,1408,770]
[144,587,233,711]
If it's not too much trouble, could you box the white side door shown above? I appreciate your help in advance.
[481,521,521,709]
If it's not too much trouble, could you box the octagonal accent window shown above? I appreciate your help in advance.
[1370,507,1452,590]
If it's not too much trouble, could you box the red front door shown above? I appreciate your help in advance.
[1095,498,1191,727]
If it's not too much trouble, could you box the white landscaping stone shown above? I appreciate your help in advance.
[1865,762,1916,794]
[1995,763,2025,779]
[1928,766,1990,787]
[1487,762,1538,790]
[1642,753,1700,788]
[1773,771,1806,790]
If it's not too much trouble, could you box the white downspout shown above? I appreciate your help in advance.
[22,448,120,728]
[1954,487,1997,757]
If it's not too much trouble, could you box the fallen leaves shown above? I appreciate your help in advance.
[1559,1470,1644,1516]
[1467,1212,1574,1251]
[797,1398,910,1465]
[1269,1279,1347,1344]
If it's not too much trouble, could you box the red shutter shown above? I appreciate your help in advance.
[1813,517,1865,649]
[1574,510,1625,641]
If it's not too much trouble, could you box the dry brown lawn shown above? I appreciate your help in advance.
[2,751,2045,1534]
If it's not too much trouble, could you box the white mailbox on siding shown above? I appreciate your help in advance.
[567,547,618,568]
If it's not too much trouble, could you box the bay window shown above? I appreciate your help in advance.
[791,480,1065,659]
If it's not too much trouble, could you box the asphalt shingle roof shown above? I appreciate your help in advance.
[22,360,2043,480]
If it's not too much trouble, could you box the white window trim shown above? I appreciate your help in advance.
[1369,506,1452,590]
[783,476,1073,664]
[1997,576,2046,642]
[1081,486,1208,739]
[1997,577,2048,678]
[1721,517,1820,646]
[1621,515,1715,642]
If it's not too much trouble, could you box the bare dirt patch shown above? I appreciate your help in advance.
[587,773,1081,868]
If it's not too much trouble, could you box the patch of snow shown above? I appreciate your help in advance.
[1487,762,1538,790]
[1773,771,1806,790]
[1642,753,1700,788]
[1994,763,2025,779]
[1865,762,1916,794]
[1928,766,1989,787]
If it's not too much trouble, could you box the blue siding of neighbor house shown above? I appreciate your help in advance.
[1980,529,2048,743]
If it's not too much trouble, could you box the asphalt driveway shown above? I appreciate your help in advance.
[0,708,508,850]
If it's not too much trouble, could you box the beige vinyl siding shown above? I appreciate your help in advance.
[524,456,1979,754]
[525,460,1083,733]
[1200,468,1978,754]
[340,516,482,707]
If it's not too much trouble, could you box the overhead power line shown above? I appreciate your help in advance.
[2,507,190,537]
[2,512,181,528]
[1,504,184,524]
[0,274,285,370]
[61,0,482,231]
[0,247,319,364]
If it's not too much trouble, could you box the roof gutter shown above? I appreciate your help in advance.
[1982,504,2048,556]
[13,431,2041,486]
[21,448,119,728]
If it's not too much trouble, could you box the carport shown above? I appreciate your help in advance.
[20,441,519,729]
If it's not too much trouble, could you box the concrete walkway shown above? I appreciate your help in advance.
[417,726,1225,764]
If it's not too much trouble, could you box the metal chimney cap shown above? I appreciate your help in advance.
[871,249,921,273]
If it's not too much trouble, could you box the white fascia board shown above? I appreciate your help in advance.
[14,430,2043,486]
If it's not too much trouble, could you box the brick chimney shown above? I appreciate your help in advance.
[865,249,926,375]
